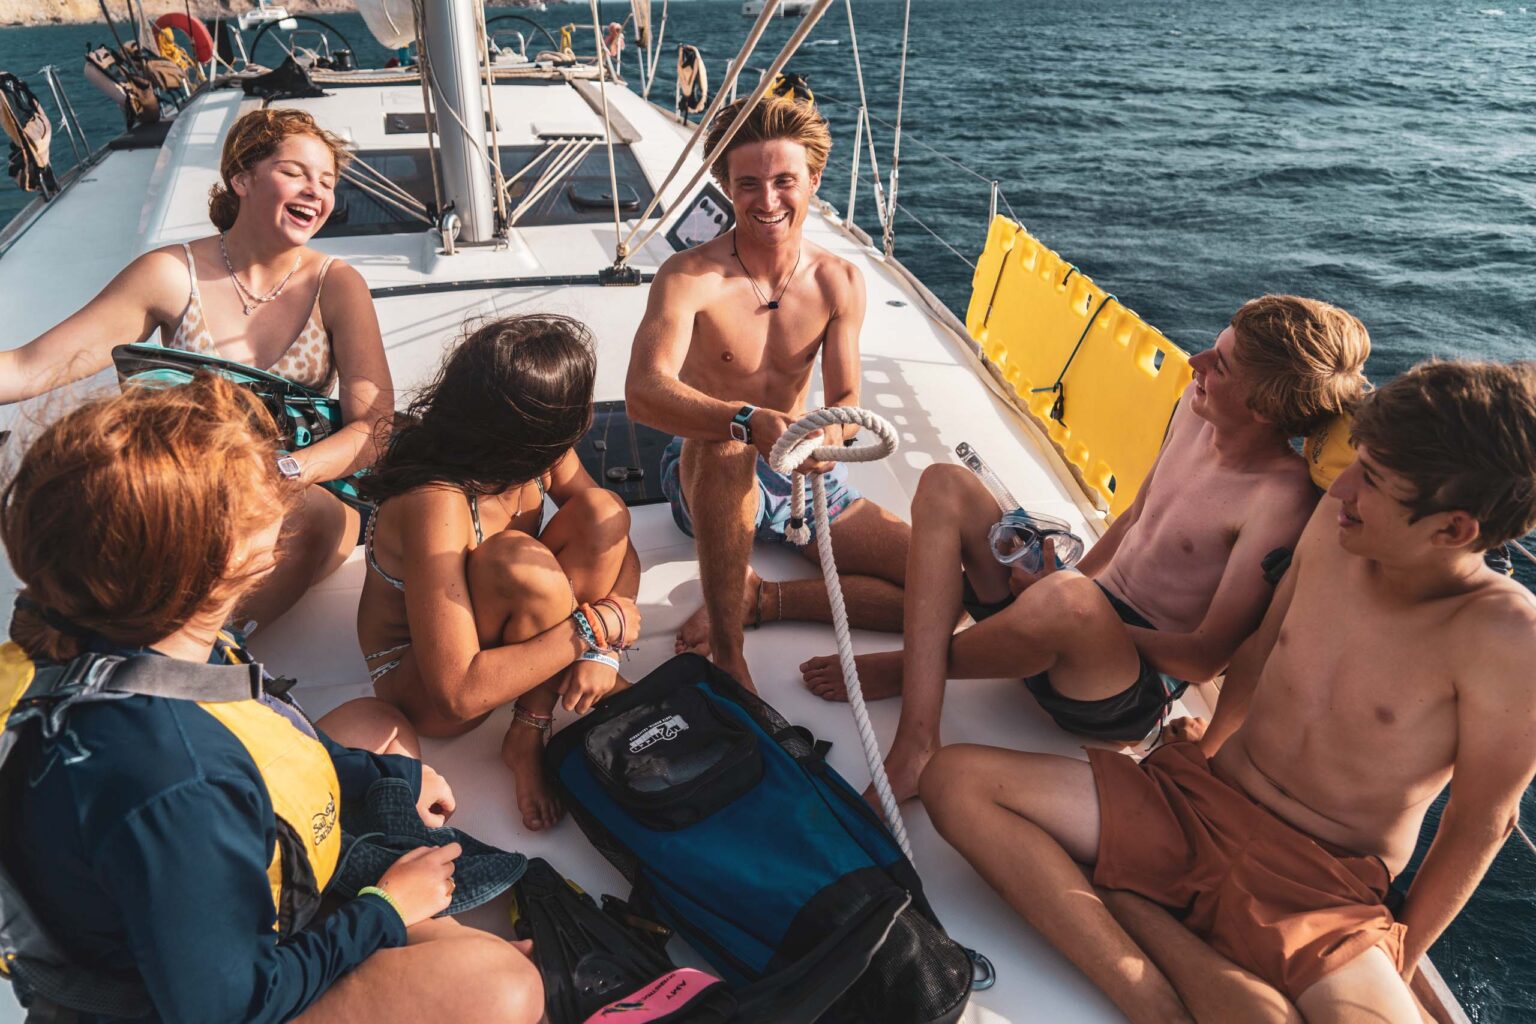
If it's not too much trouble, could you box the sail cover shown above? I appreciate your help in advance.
[356,0,416,50]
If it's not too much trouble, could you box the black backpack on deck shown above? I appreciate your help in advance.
[546,654,972,1024]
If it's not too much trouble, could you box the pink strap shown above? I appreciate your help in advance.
[581,968,724,1023]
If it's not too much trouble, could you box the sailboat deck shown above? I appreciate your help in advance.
[0,74,1215,1023]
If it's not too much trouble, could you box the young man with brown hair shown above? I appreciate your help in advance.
[921,360,1536,1024]
[803,295,1371,802]
[626,95,911,692]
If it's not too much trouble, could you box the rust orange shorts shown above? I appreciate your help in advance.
[1089,742,1407,1000]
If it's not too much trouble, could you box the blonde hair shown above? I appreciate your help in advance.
[705,95,831,189]
[1,375,298,661]
[1229,295,1372,437]
[207,108,351,232]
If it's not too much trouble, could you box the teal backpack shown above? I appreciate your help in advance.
[111,343,369,512]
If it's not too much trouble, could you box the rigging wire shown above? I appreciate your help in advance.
[644,0,669,99]
[884,0,913,256]
[409,0,446,219]
[617,0,839,266]
[612,0,790,262]
[476,0,509,230]
[840,0,888,227]
[589,0,626,250]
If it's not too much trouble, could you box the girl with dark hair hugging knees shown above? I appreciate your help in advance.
[355,314,642,832]
[0,374,541,1023]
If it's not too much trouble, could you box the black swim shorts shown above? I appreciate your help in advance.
[961,576,1187,742]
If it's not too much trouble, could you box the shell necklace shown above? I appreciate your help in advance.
[220,233,303,316]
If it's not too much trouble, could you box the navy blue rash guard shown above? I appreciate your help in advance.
[7,688,422,1023]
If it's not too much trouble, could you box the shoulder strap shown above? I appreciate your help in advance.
[180,241,198,295]
[2,653,263,750]
[310,256,337,315]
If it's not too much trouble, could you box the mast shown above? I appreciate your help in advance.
[421,0,495,243]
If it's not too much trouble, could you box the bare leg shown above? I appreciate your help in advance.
[316,697,422,759]
[674,498,911,653]
[237,486,358,634]
[1100,890,1303,1024]
[493,489,632,831]
[866,465,1016,802]
[1294,947,1420,1024]
[293,917,541,1024]
[921,744,1193,1024]
[801,466,1003,704]
[679,439,760,690]
[464,532,575,831]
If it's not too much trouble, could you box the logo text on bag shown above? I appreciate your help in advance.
[628,715,689,753]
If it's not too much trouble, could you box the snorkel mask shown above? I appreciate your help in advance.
[988,509,1086,573]
[954,442,1087,573]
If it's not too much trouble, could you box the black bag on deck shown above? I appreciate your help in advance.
[547,654,972,1024]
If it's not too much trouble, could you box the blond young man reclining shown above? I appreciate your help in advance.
[803,296,1371,803]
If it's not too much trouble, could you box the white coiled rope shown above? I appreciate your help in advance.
[769,407,912,860]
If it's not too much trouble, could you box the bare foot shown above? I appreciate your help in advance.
[715,652,758,695]
[800,650,904,702]
[674,566,769,655]
[500,719,563,831]
[862,735,936,811]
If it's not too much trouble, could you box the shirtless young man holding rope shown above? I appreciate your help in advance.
[627,95,910,692]
[923,360,1536,1024]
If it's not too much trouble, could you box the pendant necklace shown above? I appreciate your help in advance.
[220,233,303,316]
[732,236,802,311]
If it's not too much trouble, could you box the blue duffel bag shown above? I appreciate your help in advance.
[546,653,972,1024]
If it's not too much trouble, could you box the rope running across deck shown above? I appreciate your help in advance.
[769,406,913,859]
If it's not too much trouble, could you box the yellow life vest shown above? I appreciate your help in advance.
[0,639,340,934]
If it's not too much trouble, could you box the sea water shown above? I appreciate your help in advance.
[1,0,1533,1018]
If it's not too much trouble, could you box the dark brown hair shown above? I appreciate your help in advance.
[1229,295,1372,436]
[208,108,351,232]
[705,94,831,188]
[361,315,597,503]
[1351,360,1536,550]
[2,374,297,661]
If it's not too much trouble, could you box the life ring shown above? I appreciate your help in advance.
[154,12,214,63]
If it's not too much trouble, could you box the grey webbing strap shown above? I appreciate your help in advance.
[101,655,263,703]
[5,655,264,749]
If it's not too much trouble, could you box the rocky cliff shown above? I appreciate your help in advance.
[2,1,367,28]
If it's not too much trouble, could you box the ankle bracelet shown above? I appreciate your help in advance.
[511,701,554,732]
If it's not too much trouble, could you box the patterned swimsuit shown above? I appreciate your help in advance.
[169,242,338,392]
[362,480,548,684]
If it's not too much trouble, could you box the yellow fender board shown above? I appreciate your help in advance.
[965,216,1193,518]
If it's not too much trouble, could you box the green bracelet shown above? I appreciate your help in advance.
[358,885,405,923]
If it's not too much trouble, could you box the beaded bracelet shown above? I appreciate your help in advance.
[579,602,612,648]
[579,649,622,672]
[358,885,405,924]
[571,607,601,651]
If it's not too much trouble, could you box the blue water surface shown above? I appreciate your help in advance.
[2,1,1533,1019]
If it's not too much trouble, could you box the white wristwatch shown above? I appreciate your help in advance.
[276,454,303,481]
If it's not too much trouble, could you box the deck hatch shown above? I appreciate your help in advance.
[577,401,672,508]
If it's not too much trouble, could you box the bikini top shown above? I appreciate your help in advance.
[364,479,547,592]
[169,242,339,393]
